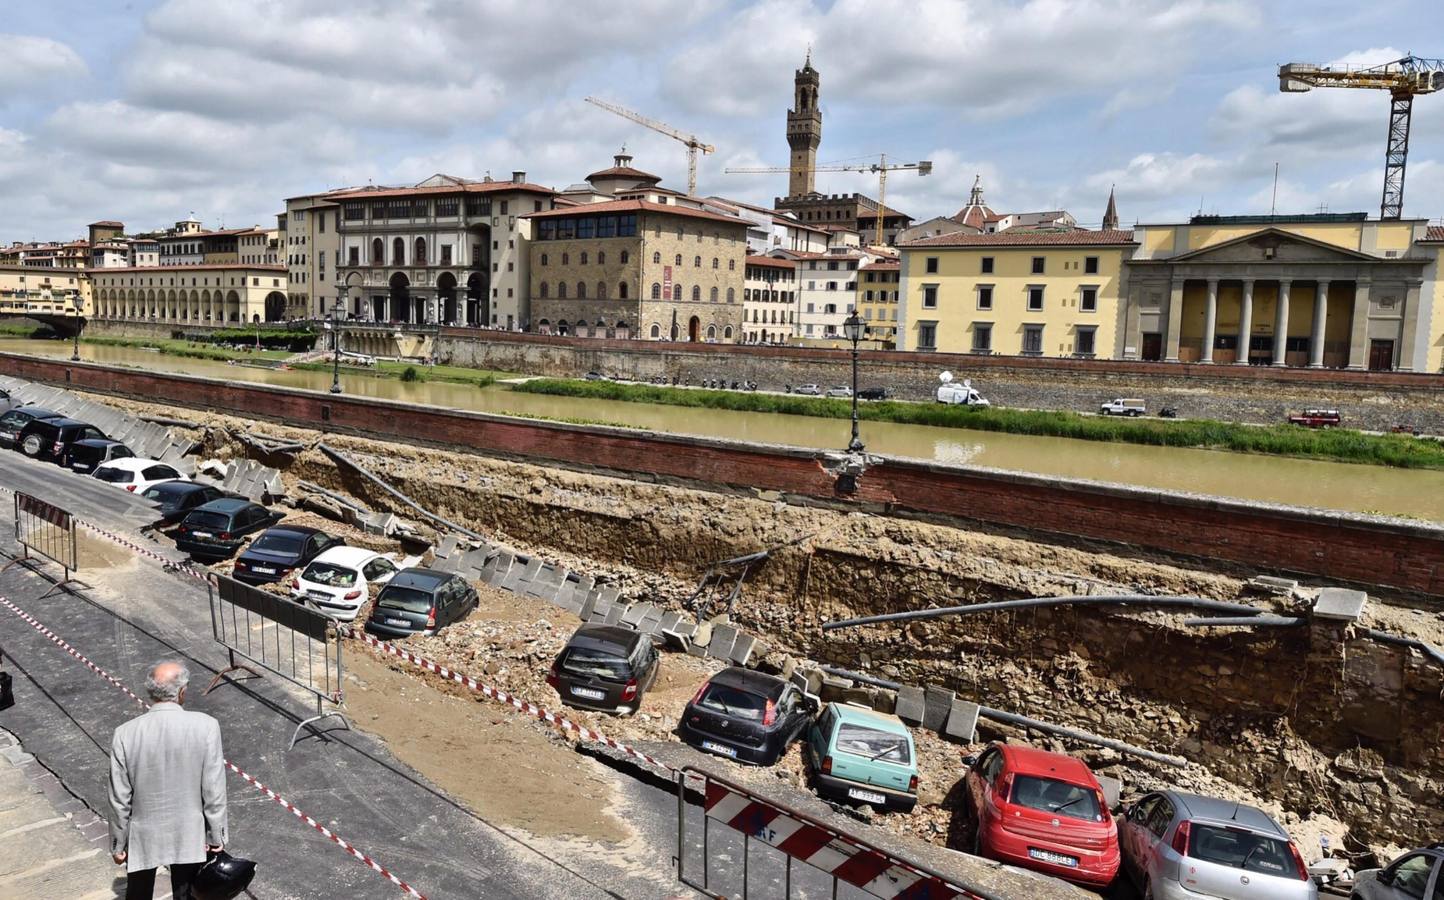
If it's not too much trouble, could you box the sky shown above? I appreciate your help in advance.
[2,0,1442,244]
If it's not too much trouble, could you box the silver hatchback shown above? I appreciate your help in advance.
[1117,790,1317,900]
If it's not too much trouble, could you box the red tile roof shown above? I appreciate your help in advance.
[522,198,747,227]
[1424,225,1444,242]
[861,260,899,270]
[90,264,286,274]
[586,165,661,183]
[745,255,798,269]
[322,180,556,201]
[902,229,1137,248]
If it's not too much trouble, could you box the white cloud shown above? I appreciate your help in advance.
[0,34,88,102]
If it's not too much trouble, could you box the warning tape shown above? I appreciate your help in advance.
[343,626,680,777]
[0,595,426,899]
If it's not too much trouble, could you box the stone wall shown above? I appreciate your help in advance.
[436,328,1444,431]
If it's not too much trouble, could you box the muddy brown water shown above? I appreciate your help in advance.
[7,337,1444,521]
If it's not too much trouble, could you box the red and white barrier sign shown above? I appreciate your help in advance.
[703,778,981,900]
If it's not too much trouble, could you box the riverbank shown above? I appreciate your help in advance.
[289,359,509,387]
[80,334,294,362]
[512,377,1444,470]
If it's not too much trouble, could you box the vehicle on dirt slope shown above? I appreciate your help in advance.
[364,568,477,638]
[0,406,64,449]
[679,666,814,765]
[141,481,229,526]
[174,498,284,561]
[232,525,344,585]
[65,438,135,474]
[93,458,184,492]
[15,417,105,462]
[961,742,1120,889]
[1118,789,1316,900]
[547,624,660,716]
[1351,844,1444,900]
[291,546,406,621]
[805,703,918,813]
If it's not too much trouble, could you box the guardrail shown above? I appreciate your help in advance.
[207,574,349,749]
[7,492,79,590]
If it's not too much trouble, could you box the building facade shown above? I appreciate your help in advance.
[857,260,900,347]
[774,193,914,246]
[742,256,798,344]
[279,195,341,320]
[525,199,747,342]
[0,266,87,318]
[91,265,287,324]
[897,231,1135,356]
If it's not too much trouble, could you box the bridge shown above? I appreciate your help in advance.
[0,296,85,337]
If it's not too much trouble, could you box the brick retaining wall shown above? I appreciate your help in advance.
[5,351,1441,597]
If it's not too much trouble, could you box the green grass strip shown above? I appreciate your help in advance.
[510,377,1444,469]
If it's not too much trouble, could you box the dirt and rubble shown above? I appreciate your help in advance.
[87,391,1444,870]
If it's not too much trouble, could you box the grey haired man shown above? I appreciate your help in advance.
[109,660,228,900]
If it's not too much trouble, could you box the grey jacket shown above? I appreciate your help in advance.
[108,703,228,872]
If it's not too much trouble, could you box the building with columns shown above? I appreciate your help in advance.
[1125,215,1442,371]
[89,265,287,325]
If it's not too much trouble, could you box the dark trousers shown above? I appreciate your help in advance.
[125,861,202,899]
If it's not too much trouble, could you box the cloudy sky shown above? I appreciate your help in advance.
[2,0,1441,244]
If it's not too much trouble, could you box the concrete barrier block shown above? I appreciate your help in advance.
[525,562,565,599]
[729,634,757,666]
[1315,587,1368,622]
[602,602,627,626]
[435,534,459,560]
[621,603,653,628]
[944,699,980,743]
[577,590,600,622]
[484,550,514,586]
[923,685,955,733]
[895,686,926,726]
[707,624,739,660]
[499,554,532,591]
[690,620,714,649]
[1096,774,1122,810]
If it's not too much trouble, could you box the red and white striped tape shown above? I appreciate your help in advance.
[343,626,679,776]
[0,595,426,899]
[703,780,979,900]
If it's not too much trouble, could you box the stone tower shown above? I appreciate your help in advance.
[786,50,822,199]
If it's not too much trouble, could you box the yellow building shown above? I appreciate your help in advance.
[898,231,1134,357]
[90,265,288,324]
[857,260,900,347]
[0,265,88,318]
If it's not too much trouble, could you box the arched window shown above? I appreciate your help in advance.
[540,253,548,266]
[728,259,735,271]
[724,325,733,340]
[538,318,551,334]
[596,281,607,299]
[558,319,569,335]
[693,256,701,267]
[558,282,567,299]
[580,251,588,265]
[561,252,569,265]
[539,281,549,298]
[691,286,701,302]
[710,286,719,302]
[652,252,661,264]
[711,257,719,269]
[650,282,662,299]
[392,237,405,265]
[618,282,628,299]
[577,281,586,298]
[597,251,605,265]
[620,251,629,264]
[706,324,717,340]
[371,238,384,264]
[415,237,426,264]
[650,323,661,338]
[673,284,683,301]
[727,287,735,303]
[674,254,682,266]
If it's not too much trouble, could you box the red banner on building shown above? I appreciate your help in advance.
[663,264,672,299]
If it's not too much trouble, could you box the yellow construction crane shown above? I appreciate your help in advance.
[725,154,932,245]
[584,96,715,197]
[1279,55,1444,219]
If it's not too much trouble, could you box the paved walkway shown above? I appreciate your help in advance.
[0,726,119,899]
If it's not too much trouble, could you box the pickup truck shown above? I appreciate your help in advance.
[1288,409,1341,427]
[1099,398,1146,417]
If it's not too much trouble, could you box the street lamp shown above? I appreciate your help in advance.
[70,299,81,362]
[329,297,344,394]
[842,311,867,453]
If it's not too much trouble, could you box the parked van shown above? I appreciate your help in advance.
[1099,398,1146,417]
[937,383,991,407]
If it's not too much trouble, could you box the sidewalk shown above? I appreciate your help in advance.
[0,727,119,899]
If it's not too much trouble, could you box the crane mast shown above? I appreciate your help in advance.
[1279,55,1443,219]
[584,96,716,196]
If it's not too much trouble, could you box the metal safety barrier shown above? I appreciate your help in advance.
[6,492,80,592]
[207,574,349,749]
[678,767,999,900]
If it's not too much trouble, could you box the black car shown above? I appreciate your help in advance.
[679,667,816,765]
[232,525,344,585]
[857,387,891,401]
[64,438,134,475]
[15,417,106,462]
[140,481,229,526]
[364,568,477,638]
[547,624,661,715]
[0,406,65,450]
[174,498,284,560]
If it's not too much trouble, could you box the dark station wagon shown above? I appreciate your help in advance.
[364,568,478,638]
[141,481,230,526]
[14,417,105,463]
[232,525,344,586]
[0,406,64,449]
[547,624,661,715]
[65,438,134,474]
[174,498,284,560]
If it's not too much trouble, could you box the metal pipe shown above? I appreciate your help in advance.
[1362,628,1444,668]
[317,443,487,540]
[1184,615,1307,628]
[822,594,1270,631]
[819,664,902,691]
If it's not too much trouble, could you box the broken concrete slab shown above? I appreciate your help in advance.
[1248,575,1299,596]
[895,685,926,727]
[1096,774,1122,810]
[1314,587,1368,623]
[923,685,955,733]
[483,549,514,586]
[690,620,714,649]
[434,534,460,560]
[620,603,652,629]
[729,633,757,667]
[707,624,739,660]
[944,698,981,743]
[577,591,600,622]
[602,602,627,626]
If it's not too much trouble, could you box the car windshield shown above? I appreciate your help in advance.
[697,683,768,721]
[301,562,358,588]
[1188,825,1294,877]
[184,512,230,530]
[559,647,629,680]
[94,467,134,483]
[251,532,304,553]
[377,586,434,613]
[143,485,186,503]
[835,723,911,764]
[1009,776,1101,821]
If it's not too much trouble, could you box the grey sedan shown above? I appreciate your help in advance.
[1352,845,1444,899]
[1117,790,1317,900]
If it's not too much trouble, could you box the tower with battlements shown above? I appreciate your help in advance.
[786,51,822,199]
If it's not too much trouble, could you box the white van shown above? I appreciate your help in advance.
[937,383,990,406]
[1099,398,1146,417]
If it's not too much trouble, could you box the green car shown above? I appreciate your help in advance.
[806,703,918,812]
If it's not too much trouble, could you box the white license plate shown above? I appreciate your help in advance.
[700,740,738,758]
[71,463,87,470]
[253,566,276,574]
[307,590,331,600]
[192,531,213,539]
[385,617,409,627]
[1027,848,1078,868]
[570,686,606,700]
[847,787,887,805]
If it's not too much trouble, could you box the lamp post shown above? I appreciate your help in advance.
[842,311,867,453]
[329,296,344,394]
[70,300,81,362]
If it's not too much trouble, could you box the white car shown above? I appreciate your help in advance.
[289,546,410,621]
[92,458,190,494]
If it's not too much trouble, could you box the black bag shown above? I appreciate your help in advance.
[191,849,257,900]
[0,651,14,711]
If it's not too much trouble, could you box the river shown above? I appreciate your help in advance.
[4,337,1442,521]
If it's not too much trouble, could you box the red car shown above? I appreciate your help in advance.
[1287,408,1341,427]
[961,742,1120,889]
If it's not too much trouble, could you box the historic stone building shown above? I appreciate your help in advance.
[742,255,798,344]
[90,264,287,324]
[525,199,747,342]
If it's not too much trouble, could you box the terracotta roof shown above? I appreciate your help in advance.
[586,165,661,183]
[322,180,556,201]
[745,255,798,269]
[861,260,899,270]
[522,198,747,227]
[1424,225,1444,242]
[89,220,124,227]
[159,228,254,241]
[90,264,287,274]
[902,229,1137,248]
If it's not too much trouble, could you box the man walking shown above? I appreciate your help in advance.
[109,660,228,899]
